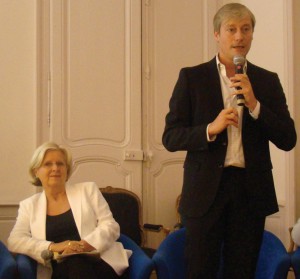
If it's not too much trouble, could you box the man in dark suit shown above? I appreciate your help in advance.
[162,3,297,279]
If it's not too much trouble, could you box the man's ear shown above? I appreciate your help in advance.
[214,31,220,42]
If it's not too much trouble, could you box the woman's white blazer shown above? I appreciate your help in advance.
[8,182,130,279]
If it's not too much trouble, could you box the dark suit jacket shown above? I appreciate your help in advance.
[162,57,297,218]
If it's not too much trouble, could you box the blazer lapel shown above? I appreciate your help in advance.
[242,62,255,128]
[66,184,82,236]
[33,192,47,239]
[207,58,224,116]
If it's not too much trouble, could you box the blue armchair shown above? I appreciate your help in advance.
[288,225,300,279]
[291,248,300,279]
[16,234,154,279]
[152,228,291,279]
[119,234,155,279]
[255,230,291,279]
[15,253,37,279]
[152,228,186,279]
[0,241,17,279]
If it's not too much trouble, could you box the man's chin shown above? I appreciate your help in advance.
[232,48,249,57]
[232,51,245,56]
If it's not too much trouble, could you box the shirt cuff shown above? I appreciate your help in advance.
[249,101,260,119]
[207,124,216,142]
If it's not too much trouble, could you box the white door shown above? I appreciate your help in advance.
[39,0,143,197]
[141,0,218,247]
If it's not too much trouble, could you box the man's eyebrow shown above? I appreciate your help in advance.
[225,23,251,27]
[222,23,252,30]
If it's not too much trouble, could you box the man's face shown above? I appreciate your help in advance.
[214,15,254,65]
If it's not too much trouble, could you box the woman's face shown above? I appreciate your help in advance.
[35,150,68,189]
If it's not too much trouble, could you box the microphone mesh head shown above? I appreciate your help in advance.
[41,249,53,260]
[233,55,245,66]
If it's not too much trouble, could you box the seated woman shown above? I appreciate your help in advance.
[8,142,130,279]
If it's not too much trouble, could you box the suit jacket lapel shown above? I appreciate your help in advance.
[66,184,82,236]
[207,58,224,117]
[242,62,255,128]
[34,192,47,239]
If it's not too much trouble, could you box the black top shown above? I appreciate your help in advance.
[46,209,80,243]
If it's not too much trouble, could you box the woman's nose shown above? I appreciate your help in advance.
[51,163,59,170]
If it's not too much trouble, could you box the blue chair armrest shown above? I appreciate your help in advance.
[15,236,153,279]
[291,248,300,279]
[152,228,186,279]
[255,230,291,279]
[15,254,37,279]
[118,234,154,279]
[0,241,17,279]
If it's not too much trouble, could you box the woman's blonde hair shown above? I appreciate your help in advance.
[213,3,256,33]
[29,142,72,186]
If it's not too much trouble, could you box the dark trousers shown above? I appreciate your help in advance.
[183,167,266,279]
[51,255,120,279]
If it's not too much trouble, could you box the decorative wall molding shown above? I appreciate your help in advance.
[0,205,18,218]
[282,0,295,230]
[60,0,132,148]
[36,0,140,148]
[70,155,135,191]
[201,0,219,61]
[72,156,130,177]
[0,205,18,245]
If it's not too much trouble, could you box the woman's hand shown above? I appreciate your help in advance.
[61,240,84,255]
[49,240,96,255]
[78,240,96,253]
[48,241,70,254]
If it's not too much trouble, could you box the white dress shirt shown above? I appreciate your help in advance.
[206,56,260,168]
[218,57,245,168]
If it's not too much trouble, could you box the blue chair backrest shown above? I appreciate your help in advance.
[291,248,300,279]
[153,229,291,279]
[255,230,290,279]
[15,254,37,279]
[0,241,17,279]
[153,228,186,279]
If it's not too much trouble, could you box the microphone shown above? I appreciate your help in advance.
[233,55,245,106]
[41,249,54,260]
[41,249,54,264]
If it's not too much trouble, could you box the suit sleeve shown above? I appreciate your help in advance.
[7,199,51,265]
[162,68,209,152]
[256,73,296,151]
[81,182,120,254]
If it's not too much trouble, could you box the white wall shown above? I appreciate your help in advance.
[0,0,37,243]
[294,0,300,219]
